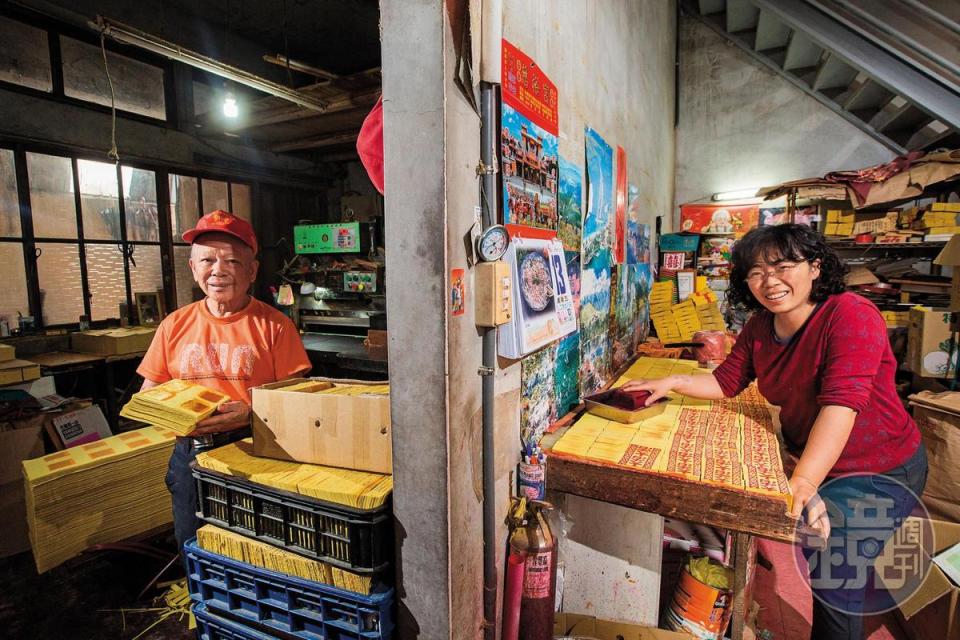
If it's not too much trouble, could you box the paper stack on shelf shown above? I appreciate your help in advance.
[690,290,726,331]
[196,524,374,594]
[120,379,231,435]
[823,209,855,237]
[22,425,176,573]
[921,205,960,241]
[672,300,702,340]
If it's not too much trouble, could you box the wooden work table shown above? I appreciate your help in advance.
[29,350,146,433]
[541,423,806,544]
[540,357,818,639]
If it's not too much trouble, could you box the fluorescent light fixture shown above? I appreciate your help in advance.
[93,16,329,112]
[222,92,239,118]
[712,188,760,201]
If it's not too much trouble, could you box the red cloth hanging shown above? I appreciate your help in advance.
[356,96,384,194]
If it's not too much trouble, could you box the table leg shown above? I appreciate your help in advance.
[103,361,117,434]
[730,532,756,640]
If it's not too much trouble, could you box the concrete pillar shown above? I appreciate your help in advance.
[381,0,486,637]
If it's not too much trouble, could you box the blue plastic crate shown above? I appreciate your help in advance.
[186,538,393,640]
[194,602,276,640]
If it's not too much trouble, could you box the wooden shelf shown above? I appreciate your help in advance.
[826,240,947,249]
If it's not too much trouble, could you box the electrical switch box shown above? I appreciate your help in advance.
[475,261,513,327]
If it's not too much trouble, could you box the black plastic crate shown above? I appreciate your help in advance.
[191,462,392,574]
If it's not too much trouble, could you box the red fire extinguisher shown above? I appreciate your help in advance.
[507,498,558,640]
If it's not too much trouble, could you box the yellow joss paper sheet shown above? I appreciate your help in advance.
[120,379,231,435]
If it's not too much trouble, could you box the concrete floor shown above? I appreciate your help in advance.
[0,534,194,640]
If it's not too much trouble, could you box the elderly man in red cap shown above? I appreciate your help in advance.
[138,210,310,549]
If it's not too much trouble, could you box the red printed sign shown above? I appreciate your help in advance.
[502,40,558,135]
[662,252,686,271]
[679,204,759,237]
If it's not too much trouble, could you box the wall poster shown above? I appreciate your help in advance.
[520,344,557,449]
[614,146,627,264]
[501,40,559,229]
[579,127,615,395]
[679,203,759,237]
[557,157,583,252]
[555,249,582,417]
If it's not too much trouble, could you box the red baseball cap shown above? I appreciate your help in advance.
[182,210,258,254]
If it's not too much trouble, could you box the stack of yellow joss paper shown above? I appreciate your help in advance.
[120,379,231,435]
[22,426,177,573]
[195,439,392,510]
[196,525,374,594]
[280,380,390,396]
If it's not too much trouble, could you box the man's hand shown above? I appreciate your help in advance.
[191,400,251,435]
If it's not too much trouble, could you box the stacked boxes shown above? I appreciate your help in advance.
[921,205,960,240]
[672,300,701,339]
[187,381,396,638]
[650,283,726,342]
[823,209,855,237]
[692,290,726,331]
[651,281,682,343]
[881,310,910,329]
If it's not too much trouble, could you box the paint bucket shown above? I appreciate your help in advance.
[517,461,545,500]
[664,558,734,639]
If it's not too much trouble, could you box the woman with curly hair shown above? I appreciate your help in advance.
[625,224,926,639]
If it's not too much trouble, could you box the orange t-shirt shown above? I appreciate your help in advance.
[137,298,311,405]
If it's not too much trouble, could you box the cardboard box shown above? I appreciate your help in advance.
[251,377,391,474]
[909,391,960,523]
[852,212,898,235]
[881,517,960,640]
[0,416,44,558]
[932,203,960,213]
[0,358,41,386]
[934,236,960,311]
[907,307,957,378]
[0,343,14,362]
[554,613,689,639]
[70,326,157,356]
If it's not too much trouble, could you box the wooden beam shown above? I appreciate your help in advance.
[263,54,340,81]
[271,130,359,153]
[230,89,380,131]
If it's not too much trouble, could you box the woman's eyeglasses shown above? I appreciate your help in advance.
[746,260,806,284]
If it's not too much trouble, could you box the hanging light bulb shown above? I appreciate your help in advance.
[222,91,239,118]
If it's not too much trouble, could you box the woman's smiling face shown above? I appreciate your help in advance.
[746,256,821,314]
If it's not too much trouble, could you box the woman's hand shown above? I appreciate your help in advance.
[192,400,251,435]
[620,377,676,405]
[789,474,830,544]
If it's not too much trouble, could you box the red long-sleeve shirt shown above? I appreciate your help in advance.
[713,292,920,475]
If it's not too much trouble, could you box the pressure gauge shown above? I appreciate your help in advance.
[477,224,510,262]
